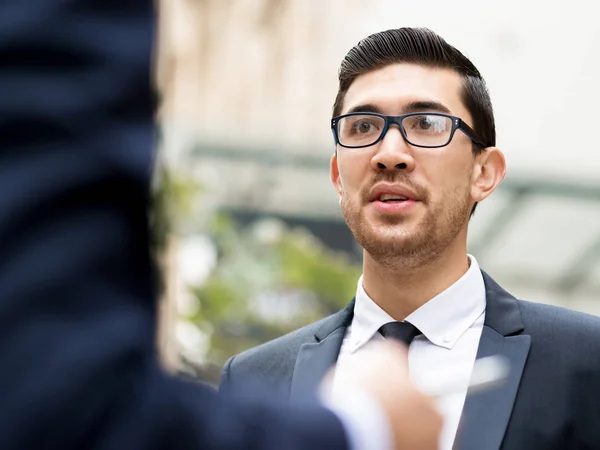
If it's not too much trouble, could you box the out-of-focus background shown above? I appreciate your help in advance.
[153,0,600,385]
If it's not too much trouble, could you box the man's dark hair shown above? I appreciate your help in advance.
[332,27,495,215]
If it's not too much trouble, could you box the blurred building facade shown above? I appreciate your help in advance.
[156,0,600,372]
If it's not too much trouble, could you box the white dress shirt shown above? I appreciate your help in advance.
[331,255,486,450]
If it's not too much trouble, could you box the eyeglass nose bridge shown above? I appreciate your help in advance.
[379,116,409,144]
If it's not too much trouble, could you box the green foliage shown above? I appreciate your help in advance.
[276,235,360,313]
[150,161,204,254]
[151,160,361,384]
[186,213,361,371]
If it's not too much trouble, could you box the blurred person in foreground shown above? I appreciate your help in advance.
[220,27,600,450]
[0,2,443,450]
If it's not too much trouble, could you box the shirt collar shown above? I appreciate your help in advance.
[349,255,486,352]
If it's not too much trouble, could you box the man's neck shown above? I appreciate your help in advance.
[361,241,470,321]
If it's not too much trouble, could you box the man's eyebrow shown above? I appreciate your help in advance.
[344,104,382,115]
[403,100,452,114]
[342,101,453,116]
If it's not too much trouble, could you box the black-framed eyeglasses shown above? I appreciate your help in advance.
[331,112,486,149]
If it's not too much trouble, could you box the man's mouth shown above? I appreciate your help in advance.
[370,190,418,213]
[378,194,410,203]
[368,183,420,204]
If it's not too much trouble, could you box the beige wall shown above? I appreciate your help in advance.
[156,1,600,322]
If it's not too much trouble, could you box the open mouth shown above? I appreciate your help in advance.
[377,194,410,203]
[371,193,418,213]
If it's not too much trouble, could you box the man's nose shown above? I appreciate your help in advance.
[371,125,416,172]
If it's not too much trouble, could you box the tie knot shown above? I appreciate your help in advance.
[378,321,421,346]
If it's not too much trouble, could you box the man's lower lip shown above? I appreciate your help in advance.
[371,199,417,212]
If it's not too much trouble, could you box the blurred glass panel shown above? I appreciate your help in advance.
[483,195,600,280]
[467,189,512,249]
[587,260,600,292]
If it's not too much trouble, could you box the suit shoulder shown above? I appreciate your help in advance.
[220,313,342,394]
[517,299,600,341]
[231,314,332,367]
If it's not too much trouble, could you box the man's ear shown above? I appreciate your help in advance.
[471,147,506,203]
[330,153,344,200]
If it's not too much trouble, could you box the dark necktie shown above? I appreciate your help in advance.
[378,321,421,346]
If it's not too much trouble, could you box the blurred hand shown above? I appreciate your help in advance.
[322,341,442,450]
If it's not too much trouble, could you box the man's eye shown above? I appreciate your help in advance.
[412,116,446,132]
[353,121,377,133]
[417,118,433,130]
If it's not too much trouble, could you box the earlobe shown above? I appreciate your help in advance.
[471,147,506,203]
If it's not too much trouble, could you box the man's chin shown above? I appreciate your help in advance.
[366,208,422,229]
[369,221,418,239]
[359,230,424,253]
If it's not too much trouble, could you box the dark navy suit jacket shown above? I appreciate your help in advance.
[222,274,600,450]
[0,1,347,449]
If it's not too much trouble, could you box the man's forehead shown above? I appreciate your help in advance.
[342,63,466,116]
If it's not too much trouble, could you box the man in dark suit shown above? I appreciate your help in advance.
[0,2,443,450]
[220,27,600,450]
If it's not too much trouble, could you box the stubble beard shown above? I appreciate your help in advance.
[341,188,472,271]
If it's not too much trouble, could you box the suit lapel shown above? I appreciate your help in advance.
[290,300,354,402]
[290,273,531,447]
[455,272,531,450]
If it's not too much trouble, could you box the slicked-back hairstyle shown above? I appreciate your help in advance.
[332,27,495,215]
[333,27,495,148]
